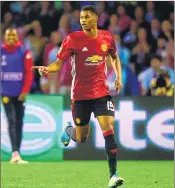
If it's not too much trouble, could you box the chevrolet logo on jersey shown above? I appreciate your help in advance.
[85,55,103,63]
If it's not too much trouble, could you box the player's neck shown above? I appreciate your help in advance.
[83,27,98,38]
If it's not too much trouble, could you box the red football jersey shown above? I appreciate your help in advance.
[56,30,117,100]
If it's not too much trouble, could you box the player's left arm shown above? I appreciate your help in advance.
[19,50,33,101]
[108,35,123,93]
[110,53,123,93]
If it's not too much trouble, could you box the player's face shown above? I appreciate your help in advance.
[80,11,98,30]
[4,29,18,46]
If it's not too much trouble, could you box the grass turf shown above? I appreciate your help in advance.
[1,161,173,188]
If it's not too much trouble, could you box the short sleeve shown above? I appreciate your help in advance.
[108,33,117,58]
[56,35,74,61]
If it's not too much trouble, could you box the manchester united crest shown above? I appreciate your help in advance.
[101,44,108,52]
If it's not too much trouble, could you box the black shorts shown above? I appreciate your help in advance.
[71,95,115,126]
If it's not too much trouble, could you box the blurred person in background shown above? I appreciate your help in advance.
[27,20,48,62]
[0,24,5,45]
[1,14,38,50]
[57,59,72,95]
[61,1,73,15]
[156,37,174,69]
[2,12,14,31]
[9,1,32,27]
[16,21,40,50]
[40,31,60,94]
[51,2,73,32]
[138,56,174,95]
[130,27,151,75]
[150,19,161,40]
[113,34,130,66]
[148,18,161,52]
[169,12,174,30]
[116,5,132,34]
[160,20,174,41]
[156,37,167,59]
[57,14,71,38]
[43,31,63,67]
[40,31,71,94]
[166,39,174,69]
[106,54,140,96]
[96,1,109,29]
[149,71,174,96]
[134,6,150,33]
[1,28,33,164]
[108,14,121,35]
[38,1,54,37]
[71,10,81,32]
[145,1,156,23]
[123,20,138,50]
[109,34,139,96]
[2,19,47,52]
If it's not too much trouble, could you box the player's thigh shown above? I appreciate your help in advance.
[2,96,16,126]
[93,95,115,131]
[71,100,92,139]
[97,116,115,131]
[14,98,25,121]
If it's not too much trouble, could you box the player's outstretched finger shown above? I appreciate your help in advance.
[32,66,42,69]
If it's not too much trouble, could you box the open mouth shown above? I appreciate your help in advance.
[81,24,87,27]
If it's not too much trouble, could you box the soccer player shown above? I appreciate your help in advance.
[33,5,124,188]
[1,28,33,164]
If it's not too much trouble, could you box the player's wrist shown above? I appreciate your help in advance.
[47,61,61,72]
[46,66,51,72]
[116,77,122,81]
[47,66,56,73]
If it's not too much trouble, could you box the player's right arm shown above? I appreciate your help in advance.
[107,32,123,94]
[32,35,74,75]
[47,59,64,73]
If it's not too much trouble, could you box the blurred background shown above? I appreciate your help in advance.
[1,1,174,96]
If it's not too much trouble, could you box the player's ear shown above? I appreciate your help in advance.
[95,15,98,21]
[93,16,98,24]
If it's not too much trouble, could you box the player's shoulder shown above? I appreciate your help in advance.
[18,46,27,54]
[99,30,113,38]
[67,31,85,40]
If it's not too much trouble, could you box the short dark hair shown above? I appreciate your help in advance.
[81,5,98,16]
[151,55,162,62]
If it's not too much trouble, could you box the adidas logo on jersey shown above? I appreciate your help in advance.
[82,47,88,51]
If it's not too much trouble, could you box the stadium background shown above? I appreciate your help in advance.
[1,1,174,188]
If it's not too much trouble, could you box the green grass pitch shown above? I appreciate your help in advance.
[1,161,173,188]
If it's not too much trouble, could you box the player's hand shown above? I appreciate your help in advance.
[32,66,49,76]
[18,92,27,101]
[114,79,123,94]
